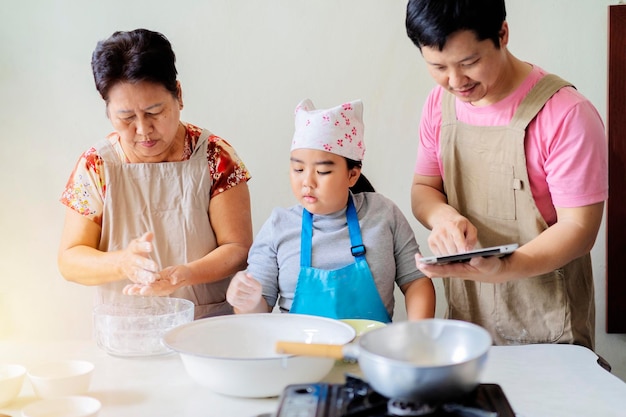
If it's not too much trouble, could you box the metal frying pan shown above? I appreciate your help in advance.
[276,318,492,402]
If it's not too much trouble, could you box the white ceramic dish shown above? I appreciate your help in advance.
[28,360,94,399]
[163,313,356,398]
[21,396,101,417]
[93,296,194,357]
[0,363,26,407]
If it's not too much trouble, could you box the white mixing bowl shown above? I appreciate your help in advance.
[163,313,355,398]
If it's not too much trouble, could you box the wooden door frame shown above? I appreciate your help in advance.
[607,4,626,333]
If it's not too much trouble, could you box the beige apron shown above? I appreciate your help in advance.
[95,128,233,319]
[440,74,595,349]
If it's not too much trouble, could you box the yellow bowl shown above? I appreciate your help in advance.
[340,319,386,337]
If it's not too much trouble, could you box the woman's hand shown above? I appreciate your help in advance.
[226,271,267,313]
[120,232,159,284]
[122,264,190,296]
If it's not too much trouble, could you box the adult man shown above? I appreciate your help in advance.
[406,0,607,349]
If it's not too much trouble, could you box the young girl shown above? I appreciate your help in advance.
[226,99,435,322]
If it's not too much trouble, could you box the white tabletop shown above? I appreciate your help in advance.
[481,344,626,417]
[1,340,624,417]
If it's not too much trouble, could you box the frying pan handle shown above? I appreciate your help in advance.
[275,341,345,360]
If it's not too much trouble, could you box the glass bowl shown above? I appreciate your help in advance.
[93,296,194,357]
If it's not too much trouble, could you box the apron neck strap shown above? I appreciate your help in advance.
[301,209,313,267]
[345,195,366,258]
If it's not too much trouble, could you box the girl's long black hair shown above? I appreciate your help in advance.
[346,158,375,194]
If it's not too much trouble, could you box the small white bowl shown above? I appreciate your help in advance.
[21,396,101,417]
[0,364,26,407]
[28,360,94,398]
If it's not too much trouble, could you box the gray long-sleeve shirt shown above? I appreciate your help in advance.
[247,192,425,319]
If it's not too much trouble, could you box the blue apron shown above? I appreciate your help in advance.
[290,195,391,323]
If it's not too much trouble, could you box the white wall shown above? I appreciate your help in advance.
[1,0,624,379]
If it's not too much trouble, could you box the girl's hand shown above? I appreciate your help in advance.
[226,271,264,313]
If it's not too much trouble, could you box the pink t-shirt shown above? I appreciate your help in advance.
[415,66,608,225]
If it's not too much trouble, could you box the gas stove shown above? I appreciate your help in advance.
[273,375,516,417]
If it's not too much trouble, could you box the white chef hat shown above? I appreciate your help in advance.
[291,98,365,161]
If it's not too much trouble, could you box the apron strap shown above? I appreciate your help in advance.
[96,138,119,164]
[301,210,313,267]
[346,195,366,259]
[508,74,573,131]
[441,91,457,126]
[192,128,212,156]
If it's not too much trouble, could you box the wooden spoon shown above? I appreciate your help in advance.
[275,341,347,359]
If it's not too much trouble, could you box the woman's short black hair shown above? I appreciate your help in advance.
[406,0,507,51]
[91,29,178,101]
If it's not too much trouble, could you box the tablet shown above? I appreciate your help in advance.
[419,244,519,265]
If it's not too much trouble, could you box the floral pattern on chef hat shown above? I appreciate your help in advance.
[291,98,365,161]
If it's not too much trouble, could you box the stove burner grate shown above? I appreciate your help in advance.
[387,399,436,416]
[274,375,515,417]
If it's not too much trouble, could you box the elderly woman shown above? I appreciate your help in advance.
[58,29,252,318]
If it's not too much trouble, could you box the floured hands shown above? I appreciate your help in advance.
[123,264,191,296]
[120,232,159,285]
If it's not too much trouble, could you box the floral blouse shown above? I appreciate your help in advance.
[60,123,251,226]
